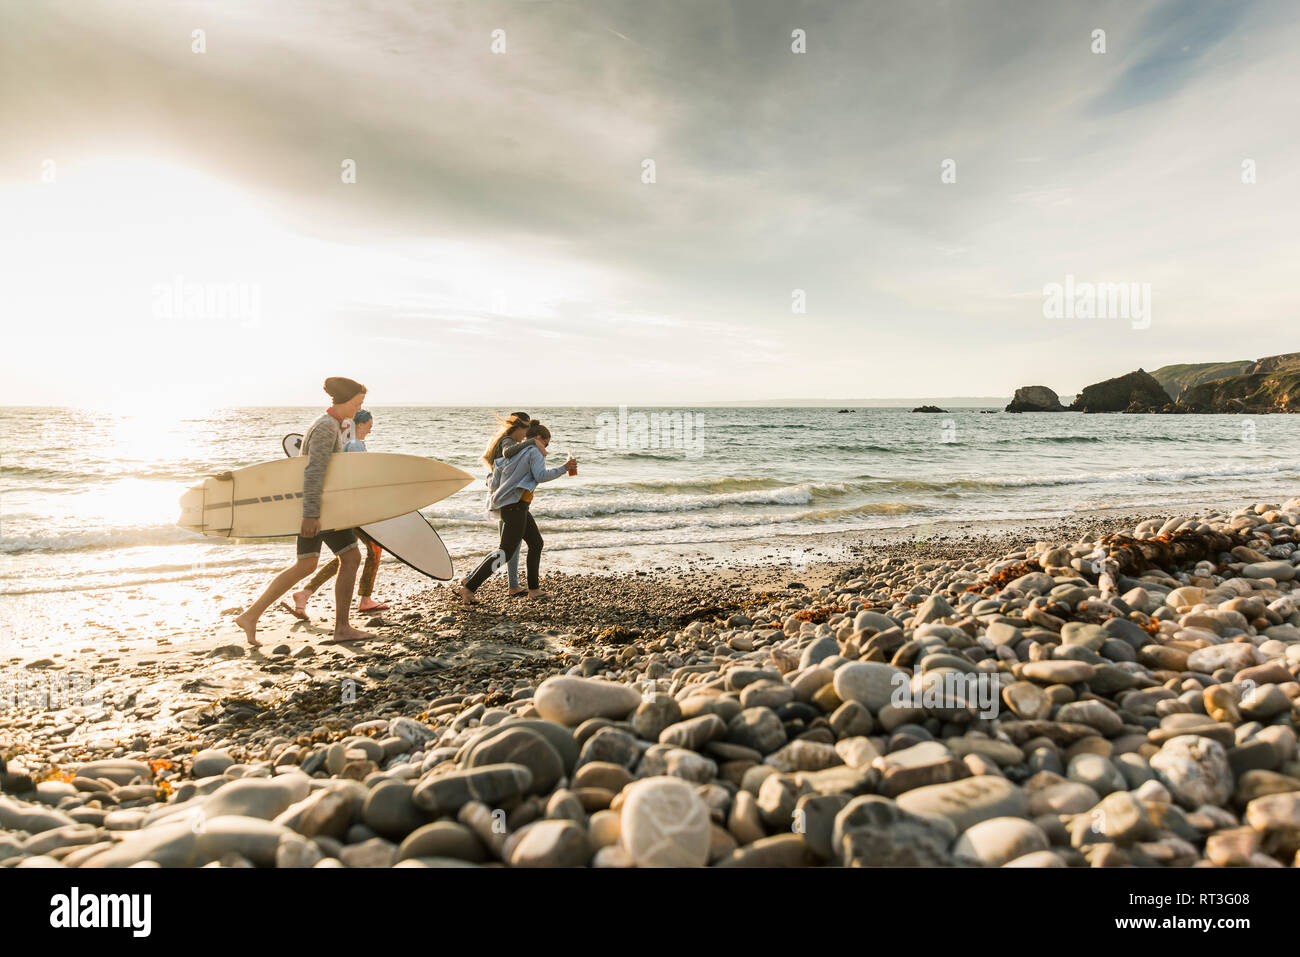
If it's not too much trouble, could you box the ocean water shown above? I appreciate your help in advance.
[1,405,1299,603]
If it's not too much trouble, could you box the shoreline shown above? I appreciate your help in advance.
[3,508,1159,664]
[1,488,1281,660]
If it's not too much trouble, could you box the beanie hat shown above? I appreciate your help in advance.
[324,377,366,403]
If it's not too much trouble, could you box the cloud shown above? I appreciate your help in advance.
[1,0,1298,404]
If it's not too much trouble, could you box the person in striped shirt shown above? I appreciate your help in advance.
[285,409,388,617]
[233,377,373,645]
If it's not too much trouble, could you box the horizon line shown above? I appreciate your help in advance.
[0,397,1044,410]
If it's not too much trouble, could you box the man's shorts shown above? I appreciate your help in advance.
[297,527,359,558]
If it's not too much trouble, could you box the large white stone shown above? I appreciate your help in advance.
[832,662,909,713]
[534,676,642,726]
[1150,735,1233,809]
[620,776,711,867]
[1186,644,1258,674]
[953,816,1049,866]
[80,816,294,868]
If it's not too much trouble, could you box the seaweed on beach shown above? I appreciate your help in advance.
[1098,528,1244,577]
[1135,616,1161,635]
[285,682,364,719]
[965,559,1044,592]
[791,606,843,623]
[594,626,641,645]
[196,694,271,727]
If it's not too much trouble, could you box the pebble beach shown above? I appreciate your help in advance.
[3,499,1299,869]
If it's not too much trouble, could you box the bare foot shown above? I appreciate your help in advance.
[357,597,389,612]
[457,584,479,606]
[527,589,549,600]
[279,600,310,622]
[507,588,528,598]
[326,625,373,643]
[292,589,312,616]
[233,611,262,646]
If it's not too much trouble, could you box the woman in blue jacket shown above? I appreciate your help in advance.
[459,421,575,603]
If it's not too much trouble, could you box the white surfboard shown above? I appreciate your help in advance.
[178,452,472,540]
[281,433,454,581]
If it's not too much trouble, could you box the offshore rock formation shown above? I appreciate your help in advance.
[1070,369,1170,413]
[1005,386,1066,413]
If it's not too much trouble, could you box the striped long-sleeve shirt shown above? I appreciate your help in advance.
[299,412,345,518]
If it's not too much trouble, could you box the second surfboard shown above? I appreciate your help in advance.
[282,433,455,581]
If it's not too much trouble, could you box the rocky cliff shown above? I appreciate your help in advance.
[1177,367,1300,413]
[1150,360,1252,400]
[1170,353,1300,412]
[1246,352,1300,375]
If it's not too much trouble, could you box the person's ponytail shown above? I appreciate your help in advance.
[482,411,532,465]
[482,429,510,466]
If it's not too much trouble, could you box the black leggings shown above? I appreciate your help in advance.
[466,501,543,591]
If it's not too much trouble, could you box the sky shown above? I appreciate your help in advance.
[1,0,1297,408]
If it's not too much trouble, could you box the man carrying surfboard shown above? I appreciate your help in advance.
[285,409,389,617]
[233,377,374,645]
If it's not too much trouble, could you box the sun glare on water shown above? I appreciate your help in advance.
[71,407,219,527]
[100,408,211,464]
